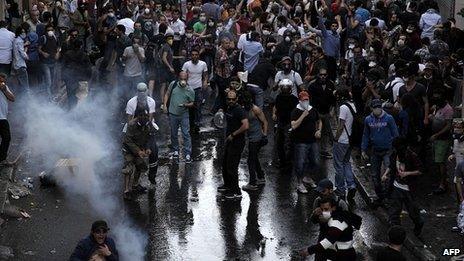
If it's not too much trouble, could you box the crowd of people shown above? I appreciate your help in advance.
[1,0,464,259]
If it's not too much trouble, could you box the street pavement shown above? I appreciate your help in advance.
[0,94,419,260]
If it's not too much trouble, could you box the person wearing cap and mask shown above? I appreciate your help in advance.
[122,35,145,100]
[122,106,156,200]
[70,220,119,261]
[290,91,322,194]
[39,23,60,99]
[272,30,293,63]
[361,99,399,205]
[164,71,195,163]
[273,56,303,97]
[273,79,298,168]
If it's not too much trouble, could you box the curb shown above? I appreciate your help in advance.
[351,161,439,261]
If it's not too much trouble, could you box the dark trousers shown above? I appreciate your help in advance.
[147,138,158,184]
[64,79,79,110]
[247,141,264,185]
[275,125,292,165]
[212,75,229,113]
[189,88,203,129]
[0,120,11,161]
[0,63,11,77]
[388,186,423,227]
[222,137,245,193]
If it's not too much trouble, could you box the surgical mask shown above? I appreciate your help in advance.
[208,22,215,27]
[348,43,355,49]
[321,211,331,220]
[167,39,173,45]
[200,16,206,22]
[47,31,54,37]
[369,61,376,67]
[179,80,187,87]
[108,12,115,18]
[373,108,382,116]
[300,100,309,110]
[144,8,150,14]
[55,2,61,7]
[397,39,405,46]
[285,36,291,42]
[186,33,193,38]
[295,6,302,13]
[262,30,270,36]
[20,33,27,39]
[406,28,413,33]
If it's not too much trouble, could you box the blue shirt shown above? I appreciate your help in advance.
[317,17,340,59]
[243,40,263,72]
[361,111,399,151]
[13,37,27,69]
[27,32,40,62]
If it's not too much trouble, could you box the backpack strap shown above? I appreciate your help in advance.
[341,102,356,138]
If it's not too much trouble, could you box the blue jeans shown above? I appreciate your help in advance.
[371,148,392,200]
[247,84,264,109]
[333,142,355,195]
[41,63,55,98]
[169,113,192,156]
[292,142,320,180]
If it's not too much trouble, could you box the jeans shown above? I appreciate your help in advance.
[247,84,264,109]
[247,141,264,185]
[292,142,320,179]
[15,67,30,94]
[333,142,355,195]
[370,148,392,200]
[169,113,192,156]
[222,137,245,193]
[0,120,11,161]
[319,113,333,155]
[275,125,292,165]
[41,63,55,98]
[189,88,203,128]
[388,186,423,227]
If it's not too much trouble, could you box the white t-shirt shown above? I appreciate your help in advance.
[125,96,156,115]
[338,101,356,144]
[274,70,303,97]
[122,47,145,77]
[117,18,135,35]
[182,60,208,89]
[0,85,11,120]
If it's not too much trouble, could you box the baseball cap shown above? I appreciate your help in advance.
[298,91,310,101]
[315,178,334,193]
[137,82,148,92]
[371,99,382,108]
[91,220,109,232]
[281,56,292,63]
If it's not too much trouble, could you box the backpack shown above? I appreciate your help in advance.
[146,40,162,68]
[342,102,363,148]
[381,79,402,103]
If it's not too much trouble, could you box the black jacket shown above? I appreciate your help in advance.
[69,235,119,261]
[308,79,336,114]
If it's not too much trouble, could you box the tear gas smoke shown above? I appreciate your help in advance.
[22,95,147,261]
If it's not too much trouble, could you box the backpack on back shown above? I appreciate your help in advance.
[342,102,363,148]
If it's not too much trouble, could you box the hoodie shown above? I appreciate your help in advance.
[361,110,399,151]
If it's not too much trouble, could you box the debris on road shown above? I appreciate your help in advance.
[0,245,14,259]
[7,182,31,199]
[2,203,31,219]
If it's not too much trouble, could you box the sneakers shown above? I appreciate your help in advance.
[242,183,259,192]
[169,151,179,159]
[224,192,242,200]
[217,185,228,192]
[256,178,266,186]
[185,154,192,163]
[297,183,308,194]
[302,177,317,189]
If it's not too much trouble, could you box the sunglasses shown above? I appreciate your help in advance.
[227,98,236,101]
[319,73,328,76]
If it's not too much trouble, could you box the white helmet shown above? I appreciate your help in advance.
[279,79,293,87]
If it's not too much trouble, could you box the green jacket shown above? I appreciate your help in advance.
[123,120,155,155]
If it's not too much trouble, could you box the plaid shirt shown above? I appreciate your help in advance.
[214,46,232,79]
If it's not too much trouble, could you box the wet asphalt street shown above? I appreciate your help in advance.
[0,93,416,260]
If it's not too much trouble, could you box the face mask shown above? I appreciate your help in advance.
[186,33,193,38]
[262,30,270,36]
[373,108,382,116]
[397,39,405,46]
[300,100,309,110]
[167,39,173,45]
[47,31,54,37]
[348,44,355,49]
[302,0,308,4]
[20,33,27,39]
[144,8,150,14]
[295,6,302,13]
[179,80,187,87]
[321,211,331,220]
[200,16,206,22]
[285,36,291,42]
[108,12,115,18]
[208,22,215,27]
[369,61,377,67]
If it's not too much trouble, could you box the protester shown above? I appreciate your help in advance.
[0,21,14,76]
[376,225,407,261]
[0,73,14,165]
[70,220,119,261]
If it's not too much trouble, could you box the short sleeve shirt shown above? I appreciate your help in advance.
[160,43,173,69]
[338,102,356,144]
[181,60,208,89]
[225,105,247,139]
[398,83,427,108]
[274,71,303,97]
[125,96,156,115]
[123,46,145,77]
[290,107,320,144]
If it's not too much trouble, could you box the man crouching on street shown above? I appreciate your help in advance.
[122,108,155,200]
[70,220,119,261]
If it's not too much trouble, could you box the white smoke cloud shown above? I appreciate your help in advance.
[22,94,147,260]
